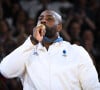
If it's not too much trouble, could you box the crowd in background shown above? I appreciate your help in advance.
[0,0,100,90]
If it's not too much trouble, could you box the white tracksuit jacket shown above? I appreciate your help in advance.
[0,36,100,90]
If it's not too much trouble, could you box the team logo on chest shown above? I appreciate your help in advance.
[62,49,67,57]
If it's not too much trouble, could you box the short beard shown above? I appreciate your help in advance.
[45,25,57,38]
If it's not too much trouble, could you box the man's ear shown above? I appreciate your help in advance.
[57,24,62,32]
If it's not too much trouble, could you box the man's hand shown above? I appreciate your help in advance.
[33,24,46,42]
[31,24,46,44]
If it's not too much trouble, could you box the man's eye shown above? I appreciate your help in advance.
[47,18,54,21]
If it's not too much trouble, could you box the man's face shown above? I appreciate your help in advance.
[37,10,59,38]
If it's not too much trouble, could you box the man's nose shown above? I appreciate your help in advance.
[40,19,46,25]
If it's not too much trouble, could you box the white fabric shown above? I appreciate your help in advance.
[0,37,100,90]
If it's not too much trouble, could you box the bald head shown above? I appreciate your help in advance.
[40,10,62,24]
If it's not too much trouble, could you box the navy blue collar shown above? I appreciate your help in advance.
[43,36,63,43]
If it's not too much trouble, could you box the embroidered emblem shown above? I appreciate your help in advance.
[62,50,67,57]
[33,51,39,56]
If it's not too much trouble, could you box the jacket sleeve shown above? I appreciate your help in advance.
[0,36,34,78]
[76,46,100,90]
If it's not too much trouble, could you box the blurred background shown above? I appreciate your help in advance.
[0,0,100,89]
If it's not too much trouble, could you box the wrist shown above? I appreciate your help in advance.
[30,35,38,45]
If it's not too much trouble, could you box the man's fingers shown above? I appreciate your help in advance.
[32,26,45,42]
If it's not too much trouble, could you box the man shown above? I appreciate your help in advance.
[0,10,100,90]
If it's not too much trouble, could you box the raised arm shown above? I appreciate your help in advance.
[0,37,34,78]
